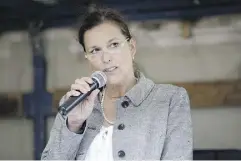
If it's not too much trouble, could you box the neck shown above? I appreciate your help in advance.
[105,74,137,100]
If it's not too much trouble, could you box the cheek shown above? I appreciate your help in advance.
[117,51,133,69]
[88,61,101,71]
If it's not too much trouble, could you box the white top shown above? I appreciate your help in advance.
[84,125,114,161]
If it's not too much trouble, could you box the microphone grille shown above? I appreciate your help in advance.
[91,71,107,88]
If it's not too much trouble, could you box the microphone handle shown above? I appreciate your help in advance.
[59,83,98,116]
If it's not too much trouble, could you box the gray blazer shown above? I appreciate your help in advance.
[41,72,193,160]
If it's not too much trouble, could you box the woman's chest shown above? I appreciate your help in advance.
[77,98,169,159]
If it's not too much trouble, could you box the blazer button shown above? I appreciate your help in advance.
[118,150,125,157]
[118,124,125,130]
[121,101,129,108]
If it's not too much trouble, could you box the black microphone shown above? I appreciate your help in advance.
[58,71,107,116]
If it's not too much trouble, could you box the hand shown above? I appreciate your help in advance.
[62,77,100,133]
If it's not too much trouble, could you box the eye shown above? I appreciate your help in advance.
[109,42,120,48]
[90,48,101,55]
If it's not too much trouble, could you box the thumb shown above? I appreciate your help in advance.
[87,89,100,103]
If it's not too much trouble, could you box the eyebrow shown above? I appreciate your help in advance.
[88,37,119,50]
[108,37,119,43]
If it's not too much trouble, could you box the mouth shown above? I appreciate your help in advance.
[103,66,118,73]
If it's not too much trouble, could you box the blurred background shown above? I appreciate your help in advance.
[0,0,241,160]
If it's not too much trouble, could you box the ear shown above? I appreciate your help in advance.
[129,38,136,59]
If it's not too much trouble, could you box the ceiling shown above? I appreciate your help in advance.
[1,0,241,32]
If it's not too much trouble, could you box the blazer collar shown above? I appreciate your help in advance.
[95,72,155,108]
[125,72,155,106]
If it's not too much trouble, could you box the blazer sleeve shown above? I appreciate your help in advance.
[41,96,87,160]
[161,87,193,160]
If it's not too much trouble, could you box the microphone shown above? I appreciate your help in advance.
[58,71,107,116]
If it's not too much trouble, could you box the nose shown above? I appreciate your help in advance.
[102,50,112,63]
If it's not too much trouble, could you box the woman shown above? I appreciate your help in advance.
[41,7,193,160]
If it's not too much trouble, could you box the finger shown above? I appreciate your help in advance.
[66,90,81,98]
[73,80,91,91]
[72,90,81,96]
[66,90,80,98]
[71,84,89,93]
[87,89,100,102]
[75,77,93,85]
[81,77,93,84]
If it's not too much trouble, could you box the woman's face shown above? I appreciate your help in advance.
[83,21,136,85]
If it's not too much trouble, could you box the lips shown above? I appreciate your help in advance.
[103,66,118,72]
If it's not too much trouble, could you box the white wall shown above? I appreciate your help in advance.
[0,118,33,159]
[0,14,241,159]
[1,15,241,92]
[0,31,32,93]
[44,15,241,89]
[192,107,241,149]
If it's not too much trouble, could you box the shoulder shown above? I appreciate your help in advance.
[150,82,189,104]
[150,83,191,123]
[135,73,190,108]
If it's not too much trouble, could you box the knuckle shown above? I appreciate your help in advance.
[80,81,87,87]
[75,78,81,84]
[83,77,90,82]
[78,79,86,85]
[87,77,92,82]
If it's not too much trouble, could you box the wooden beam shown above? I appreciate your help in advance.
[0,93,23,117]
[52,81,241,110]
[2,80,240,117]
[51,89,66,113]
[174,81,241,107]
[180,21,192,38]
